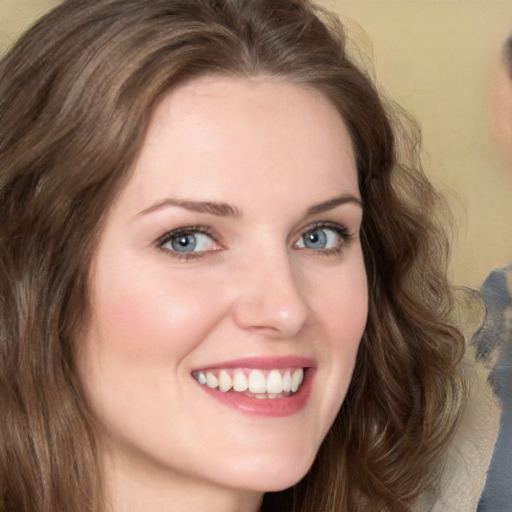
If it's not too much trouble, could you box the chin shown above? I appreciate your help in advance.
[218,447,317,493]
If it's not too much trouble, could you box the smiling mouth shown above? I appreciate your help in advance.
[192,367,305,399]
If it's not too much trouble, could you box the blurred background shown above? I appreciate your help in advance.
[1,0,512,289]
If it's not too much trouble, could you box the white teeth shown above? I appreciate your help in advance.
[267,369,283,394]
[232,370,249,392]
[195,367,306,396]
[248,369,267,393]
[206,372,218,389]
[291,368,304,393]
[218,370,232,392]
[282,370,292,392]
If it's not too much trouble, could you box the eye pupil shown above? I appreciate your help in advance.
[172,234,197,252]
[304,229,327,249]
[309,232,319,243]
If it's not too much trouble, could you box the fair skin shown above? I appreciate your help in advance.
[488,52,512,167]
[76,76,368,512]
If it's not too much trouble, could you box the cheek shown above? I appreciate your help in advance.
[311,260,368,415]
[76,266,230,438]
[87,264,227,364]
[317,261,368,346]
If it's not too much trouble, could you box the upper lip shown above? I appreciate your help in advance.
[192,356,316,372]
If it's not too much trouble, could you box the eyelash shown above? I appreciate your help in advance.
[156,222,354,261]
[296,222,353,256]
[156,225,219,261]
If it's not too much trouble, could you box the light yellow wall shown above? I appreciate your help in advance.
[320,1,512,288]
[2,0,511,288]
[0,0,59,50]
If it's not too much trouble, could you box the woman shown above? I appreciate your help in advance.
[0,1,495,511]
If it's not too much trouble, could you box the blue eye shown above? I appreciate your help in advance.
[159,228,218,255]
[295,226,345,251]
[302,228,328,249]
[170,233,198,252]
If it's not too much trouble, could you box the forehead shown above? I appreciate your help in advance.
[124,75,358,211]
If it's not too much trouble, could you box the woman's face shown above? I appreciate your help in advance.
[77,76,368,501]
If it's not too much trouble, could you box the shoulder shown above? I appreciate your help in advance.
[415,343,501,512]
[421,264,512,512]
[475,264,512,512]
[477,264,512,366]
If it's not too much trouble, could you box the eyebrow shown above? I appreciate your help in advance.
[136,193,362,219]
[306,194,362,215]
[137,198,242,218]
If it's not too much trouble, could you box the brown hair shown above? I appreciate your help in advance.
[0,1,466,511]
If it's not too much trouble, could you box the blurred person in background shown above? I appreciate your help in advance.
[476,34,512,512]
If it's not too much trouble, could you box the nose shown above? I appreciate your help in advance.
[231,250,309,337]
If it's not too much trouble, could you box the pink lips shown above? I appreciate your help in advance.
[192,356,316,417]
[196,356,315,371]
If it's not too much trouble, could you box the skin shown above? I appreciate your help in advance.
[76,76,368,512]
[487,54,512,167]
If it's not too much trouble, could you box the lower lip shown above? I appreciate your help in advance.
[195,369,315,417]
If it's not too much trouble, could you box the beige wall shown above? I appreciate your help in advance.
[2,0,511,288]
[0,0,59,49]
[320,1,512,288]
